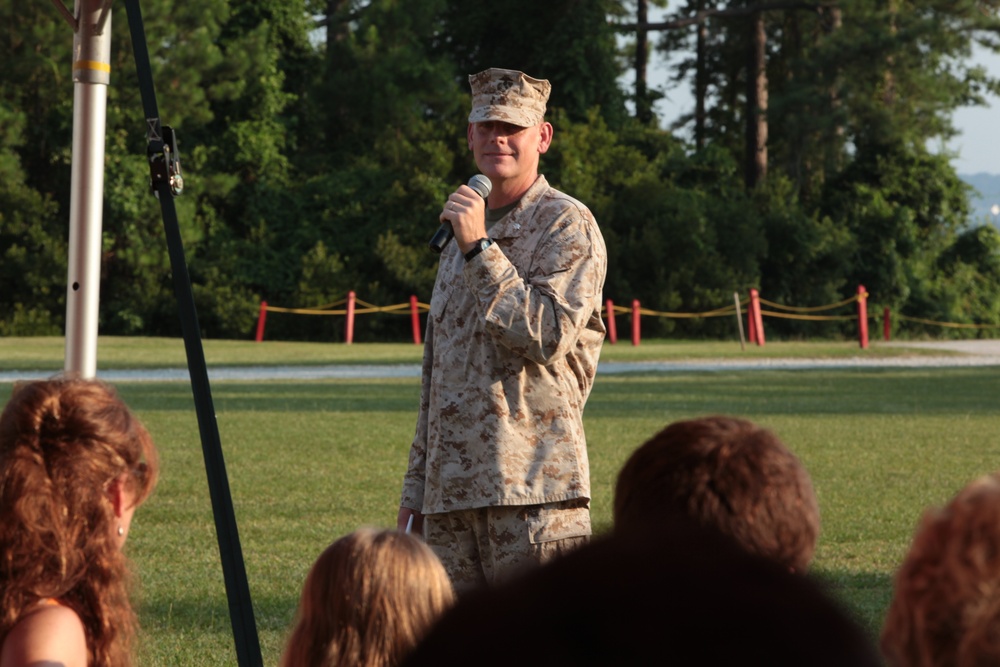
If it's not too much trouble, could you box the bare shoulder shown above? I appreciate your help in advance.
[0,603,88,667]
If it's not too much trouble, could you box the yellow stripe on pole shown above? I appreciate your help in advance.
[73,60,112,73]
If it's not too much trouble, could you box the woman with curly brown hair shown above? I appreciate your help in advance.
[280,528,455,667]
[0,378,159,667]
[882,472,1000,667]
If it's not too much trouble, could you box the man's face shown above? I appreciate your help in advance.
[467,120,551,185]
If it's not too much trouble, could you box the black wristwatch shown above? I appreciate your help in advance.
[464,237,494,262]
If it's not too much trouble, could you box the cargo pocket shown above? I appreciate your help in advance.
[525,499,592,545]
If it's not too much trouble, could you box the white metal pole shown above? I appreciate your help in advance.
[63,0,112,378]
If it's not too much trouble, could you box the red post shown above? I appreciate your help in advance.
[746,294,758,344]
[631,299,641,346]
[345,291,356,344]
[750,288,765,346]
[604,298,617,344]
[410,295,422,345]
[255,301,268,342]
[883,307,890,342]
[857,285,869,349]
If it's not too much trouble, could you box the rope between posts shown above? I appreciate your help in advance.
[605,298,749,320]
[895,314,1000,329]
[634,304,743,319]
[264,301,430,316]
[760,310,857,321]
[270,296,755,321]
[758,294,861,313]
[256,293,431,344]
[256,288,1000,348]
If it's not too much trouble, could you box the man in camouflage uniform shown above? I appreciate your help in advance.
[397,68,607,593]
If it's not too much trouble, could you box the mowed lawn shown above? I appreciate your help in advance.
[0,339,997,664]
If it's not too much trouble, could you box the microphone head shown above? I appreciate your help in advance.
[468,174,492,199]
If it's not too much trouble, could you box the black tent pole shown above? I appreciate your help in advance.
[122,1,262,664]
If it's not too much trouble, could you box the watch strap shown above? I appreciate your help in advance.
[464,237,494,262]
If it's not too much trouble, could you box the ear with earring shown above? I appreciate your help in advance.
[118,525,124,537]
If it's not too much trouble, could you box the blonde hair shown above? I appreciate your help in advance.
[882,473,1000,666]
[0,378,159,667]
[280,528,455,667]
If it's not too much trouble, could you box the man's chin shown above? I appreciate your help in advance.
[478,163,515,181]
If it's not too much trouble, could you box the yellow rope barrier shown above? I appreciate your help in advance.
[263,306,349,315]
[635,305,742,319]
[264,298,429,316]
[757,294,863,313]
[895,314,1000,329]
[262,292,996,332]
[759,310,856,321]
[602,297,749,320]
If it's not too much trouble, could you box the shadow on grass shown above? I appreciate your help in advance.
[141,593,300,635]
[812,569,894,641]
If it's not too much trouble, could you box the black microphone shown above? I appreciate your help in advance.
[429,174,493,253]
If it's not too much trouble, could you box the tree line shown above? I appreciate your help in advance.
[3,0,1000,342]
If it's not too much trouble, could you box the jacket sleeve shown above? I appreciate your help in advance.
[462,212,606,366]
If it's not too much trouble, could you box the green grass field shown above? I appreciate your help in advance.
[1,338,996,665]
[0,335,950,371]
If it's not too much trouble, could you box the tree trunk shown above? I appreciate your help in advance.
[326,0,349,47]
[745,6,767,189]
[883,1,897,107]
[635,0,651,123]
[823,6,844,173]
[695,0,708,149]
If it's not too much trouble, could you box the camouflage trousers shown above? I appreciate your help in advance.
[423,498,591,595]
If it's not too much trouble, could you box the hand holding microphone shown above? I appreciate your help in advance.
[429,174,493,253]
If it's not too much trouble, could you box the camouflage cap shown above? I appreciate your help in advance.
[468,68,551,128]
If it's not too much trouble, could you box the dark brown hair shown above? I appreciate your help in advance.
[0,378,159,666]
[881,473,1000,667]
[613,415,819,572]
[280,528,455,667]
[403,517,880,667]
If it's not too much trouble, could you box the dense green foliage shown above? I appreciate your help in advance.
[2,0,1000,340]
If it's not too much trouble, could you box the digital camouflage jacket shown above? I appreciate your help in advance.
[401,176,607,514]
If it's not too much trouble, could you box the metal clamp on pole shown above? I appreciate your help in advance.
[146,121,184,197]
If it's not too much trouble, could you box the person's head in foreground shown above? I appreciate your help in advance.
[280,528,456,667]
[401,516,880,667]
[881,472,1000,666]
[613,415,820,573]
[0,377,159,667]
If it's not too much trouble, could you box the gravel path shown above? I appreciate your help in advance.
[3,340,999,383]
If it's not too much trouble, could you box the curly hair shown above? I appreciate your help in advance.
[881,473,1000,667]
[0,378,159,667]
[613,415,820,573]
[280,528,455,667]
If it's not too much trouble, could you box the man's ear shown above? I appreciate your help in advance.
[537,122,553,154]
